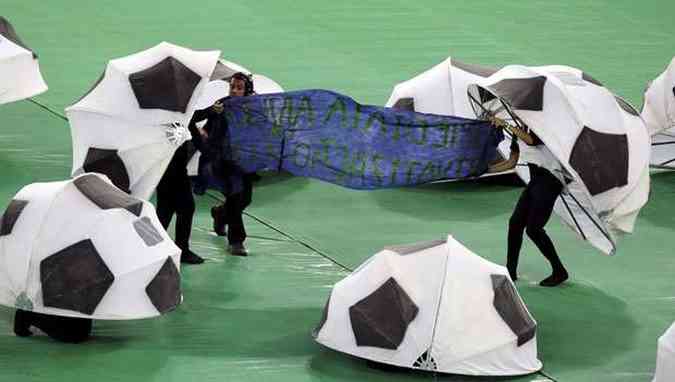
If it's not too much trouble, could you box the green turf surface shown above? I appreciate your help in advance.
[1,1,675,381]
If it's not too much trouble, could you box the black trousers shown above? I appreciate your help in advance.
[16,310,92,343]
[215,176,253,245]
[507,164,565,274]
[156,174,195,252]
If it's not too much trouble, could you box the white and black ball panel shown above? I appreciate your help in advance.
[487,76,547,111]
[81,148,132,193]
[491,274,536,346]
[129,56,201,113]
[349,277,419,350]
[569,126,629,196]
[145,257,181,314]
[318,248,446,366]
[40,239,115,315]
[0,175,181,319]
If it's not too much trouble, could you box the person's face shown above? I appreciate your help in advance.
[230,78,246,97]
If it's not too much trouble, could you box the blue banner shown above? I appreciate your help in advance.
[204,89,502,190]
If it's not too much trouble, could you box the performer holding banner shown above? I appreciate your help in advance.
[192,72,255,256]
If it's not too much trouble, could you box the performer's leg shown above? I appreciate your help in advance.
[174,177,203,264]
[211,203,227,236]
[225,193,247,256]
[13,309,32,337]
[155,179,175,230]
[23,311,92,343]
[507,187,531,281]
[525,170,567,287]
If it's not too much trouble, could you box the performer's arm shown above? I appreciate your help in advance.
[509,126,535,146]
[192,108,211,123]
[487,138,520,173]
[192,101,224,122]
[488,116,535,146]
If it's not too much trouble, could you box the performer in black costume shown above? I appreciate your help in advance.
[14,309,92,343]
[192,72,255,256]
[487,118,569,287]
[156,127,204,264]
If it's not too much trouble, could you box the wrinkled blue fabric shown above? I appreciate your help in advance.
[197,89,503,190]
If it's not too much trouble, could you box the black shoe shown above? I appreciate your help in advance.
[539,270,568,287]
[211,206,226,237]
[181,250,205,264]
[14,310,33,337]
[508,269,518,282]
[228,243,248,257]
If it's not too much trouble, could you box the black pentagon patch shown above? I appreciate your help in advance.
[453,59,500,78]
[488,76,547,111]
[392,97,415,111]
[582,72,604,87]
[614,96,640,117]
[312,292,331,338]
[40,239,115,315]
[569,126,629,196]
[0,16,37,58]
[133,217,164,246]
[74,173,143,216]
[82,147,131,193]
[0,199,29,236]
[491,274,536,346]
[145,257,181,314]
[74,173,142,215]
[129,56,201,113]
[349,277,418,349]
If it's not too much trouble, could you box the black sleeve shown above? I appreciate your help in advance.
[187,121,204,151]
[191,107,213,123]
[188,106,217,151]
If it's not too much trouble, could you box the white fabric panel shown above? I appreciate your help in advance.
[0,36,47,104]
[643,57,675,168]
[650,128,675,168]
[0,181,62,306]
[195,80,229,110]
[431,238,540,375]
[386,58,455,115]
[653,322,675,382]
[252,74,284,94]
[442,340,541,376]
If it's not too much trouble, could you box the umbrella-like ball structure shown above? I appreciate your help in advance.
[66,42,220,199]
[0,173,182,319]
